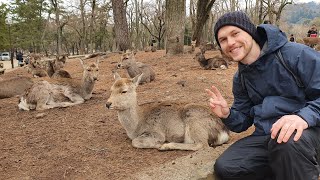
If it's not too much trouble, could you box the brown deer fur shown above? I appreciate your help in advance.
[106,73,229,151]
[0,77,34,99]
[194,52,228,70]
[18,59,99,111]
[118,51,155,84]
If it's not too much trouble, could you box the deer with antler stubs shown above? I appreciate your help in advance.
[106,72,229,151]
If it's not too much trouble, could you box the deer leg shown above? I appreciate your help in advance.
[159,142,203,151]
[64,92,85,105]
[132,133,164,149]
[35,91,54,110]
[159,122,209,151]
[47,101,78,108]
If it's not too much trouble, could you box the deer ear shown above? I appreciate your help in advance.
[132,73,143,86]
[113,71,121,80]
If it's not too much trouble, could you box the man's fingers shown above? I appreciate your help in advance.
[209,102,216,108]
[276,123,291,143]
[211,86,223,98]
[210,99,225,107]
[271,119,286,139]
[205,89,217,99]
[282,125,296,143]
[294,127,304,141]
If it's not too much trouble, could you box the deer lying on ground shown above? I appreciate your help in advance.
[106,73,229,151]
[27,54,71,78]
[144,45,157,52]
[194,52,228,70]
[302,37,320,47]
[184,40,196,54]
[200,42,216,54]
[18,59,99,111]
[27,62,48,77]
[117,51,155,84]
[0,77,34,99]
[48,55,72,78]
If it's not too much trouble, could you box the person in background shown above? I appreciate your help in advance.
[208,11,320,180]
[307,24,318,37]
[263,20,271,24]
[289,34,295,42]
[16,51,24,67]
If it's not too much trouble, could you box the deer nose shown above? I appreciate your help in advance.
[106,102,112,109]
[117,64,121,68]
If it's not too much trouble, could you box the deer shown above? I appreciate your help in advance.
[199,42,216,54]
[105,72,229,151]
[18,58,99,111]
[117,51,155,84]
[194,52,228,70]
[184,40,196,54]
[48,55,72,79]
[302,37,320,48]
[27,62,49,78]
[0,77,34,99]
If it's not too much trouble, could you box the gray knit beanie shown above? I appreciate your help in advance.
[214,11,260,47]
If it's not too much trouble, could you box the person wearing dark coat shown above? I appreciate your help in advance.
[16,51,24,67]
[289,34,295,42]
[207,11,320,180]
[307,24,318,37]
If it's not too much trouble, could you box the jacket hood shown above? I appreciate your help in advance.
[257,24,288,55]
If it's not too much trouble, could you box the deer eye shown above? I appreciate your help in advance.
[121,91,127,94]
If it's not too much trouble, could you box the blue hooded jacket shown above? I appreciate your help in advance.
[223,24,320,135]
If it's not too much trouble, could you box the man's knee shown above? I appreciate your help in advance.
[214,157,244,179]
[268,133,314,156]
[214,158,225,178]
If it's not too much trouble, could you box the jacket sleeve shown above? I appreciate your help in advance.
[222,72,254,132]
[294,48,320,127]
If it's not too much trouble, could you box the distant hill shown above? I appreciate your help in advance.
[283,1,320,25]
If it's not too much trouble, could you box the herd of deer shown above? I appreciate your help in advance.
[0,47,231,151]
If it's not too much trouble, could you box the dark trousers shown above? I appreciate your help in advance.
[214,127,320,180]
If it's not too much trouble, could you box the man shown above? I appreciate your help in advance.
[16,51,24,67]
[289,34,295,42]
[206,11,320,180]
[263,20,271,24]
[307,24,318,37]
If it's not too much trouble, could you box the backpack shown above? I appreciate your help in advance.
[240,49,304,91]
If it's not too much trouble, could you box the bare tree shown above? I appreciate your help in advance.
[191,0,216,46]
[89,0,96,53]
[50,0,62,55]
[111,0,131,51]
[259,0,292,26]
[165,0,185,56]
[271,0,293,26]
[140,0,166,49]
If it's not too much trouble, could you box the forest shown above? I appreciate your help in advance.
[0,0,319,56]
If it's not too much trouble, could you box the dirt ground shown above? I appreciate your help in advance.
[0,49,254,180]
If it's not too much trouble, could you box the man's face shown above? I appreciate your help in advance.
[217,26,254,64]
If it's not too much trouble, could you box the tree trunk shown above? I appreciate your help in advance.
[89,0,96,53]
[191,0,215,46]
[165,0,185,56]
[79,0,86,54]
[111,0,131,51]
[50,0,62,56]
